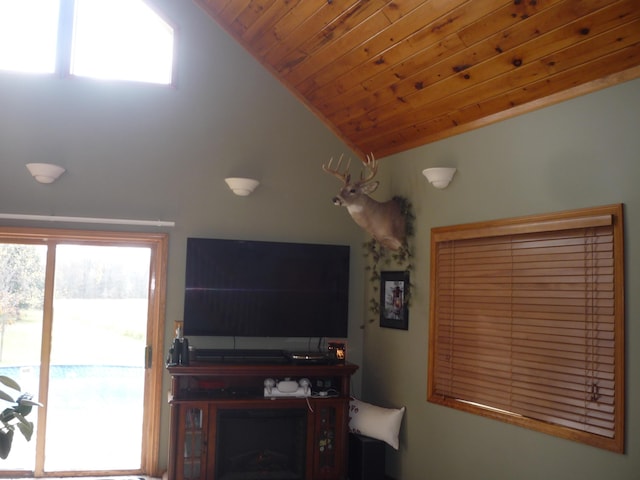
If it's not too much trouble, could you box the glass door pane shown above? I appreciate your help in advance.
[44,244,150,472]
[0,243,46,472]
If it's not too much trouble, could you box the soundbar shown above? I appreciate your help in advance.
[193,349,289,364]
[191,348,332,365]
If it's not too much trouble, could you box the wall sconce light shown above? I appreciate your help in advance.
[422,167,456,189]
[26,163,66,184]
[224,177,260,196]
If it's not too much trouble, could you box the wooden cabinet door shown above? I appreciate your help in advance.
[311,398,348,480]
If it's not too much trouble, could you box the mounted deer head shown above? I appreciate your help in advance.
[323,153,406,250]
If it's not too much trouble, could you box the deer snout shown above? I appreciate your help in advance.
[332,196,344,206]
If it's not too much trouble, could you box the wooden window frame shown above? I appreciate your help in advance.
[427,204,624,453]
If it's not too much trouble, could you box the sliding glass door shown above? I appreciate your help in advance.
[0,228,167,477]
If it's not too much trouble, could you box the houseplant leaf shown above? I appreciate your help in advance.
[0,376,20,391]
[15,416,34,442]
[0,429,14,460]
[0,390,14,403]
[0,379,41,458]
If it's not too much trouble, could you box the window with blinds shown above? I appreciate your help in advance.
[427,204,624,453]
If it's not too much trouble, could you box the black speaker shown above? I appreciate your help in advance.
[348,433,386,480]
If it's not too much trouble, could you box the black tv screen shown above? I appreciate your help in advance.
[183,238,350,337]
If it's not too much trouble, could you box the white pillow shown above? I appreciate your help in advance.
[348,398,405,449]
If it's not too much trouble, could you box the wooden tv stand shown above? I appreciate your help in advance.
[167,361,359,480]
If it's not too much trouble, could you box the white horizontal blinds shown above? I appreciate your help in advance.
[429,206,623,451]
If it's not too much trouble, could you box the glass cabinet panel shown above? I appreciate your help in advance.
[181,406,205,479]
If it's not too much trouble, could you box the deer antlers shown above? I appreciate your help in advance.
[322,153,377,185]
[360,153,378,183]
[322,154,351,183]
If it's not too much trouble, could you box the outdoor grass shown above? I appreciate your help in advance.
[0,298,147,367]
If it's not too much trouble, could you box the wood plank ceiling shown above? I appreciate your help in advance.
[194,0,640,159]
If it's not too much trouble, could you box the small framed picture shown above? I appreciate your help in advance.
[379,271,409,330]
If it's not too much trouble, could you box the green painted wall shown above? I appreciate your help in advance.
[363,78,640,480]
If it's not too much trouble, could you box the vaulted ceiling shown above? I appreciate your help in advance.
[194,0,640,159]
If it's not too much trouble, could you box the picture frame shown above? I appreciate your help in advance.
[379,271,409,330]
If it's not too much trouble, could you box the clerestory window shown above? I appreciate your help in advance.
[0,0,174,85]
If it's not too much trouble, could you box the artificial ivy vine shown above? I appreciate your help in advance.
[363,196,415,326]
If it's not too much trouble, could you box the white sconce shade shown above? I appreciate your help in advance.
[225,177,260,196]
[26,163,66,184]
[422,167,456,189]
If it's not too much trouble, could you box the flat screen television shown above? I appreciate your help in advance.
[183,238,350,338]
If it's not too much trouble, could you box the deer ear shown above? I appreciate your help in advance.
[361,181,379,194]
